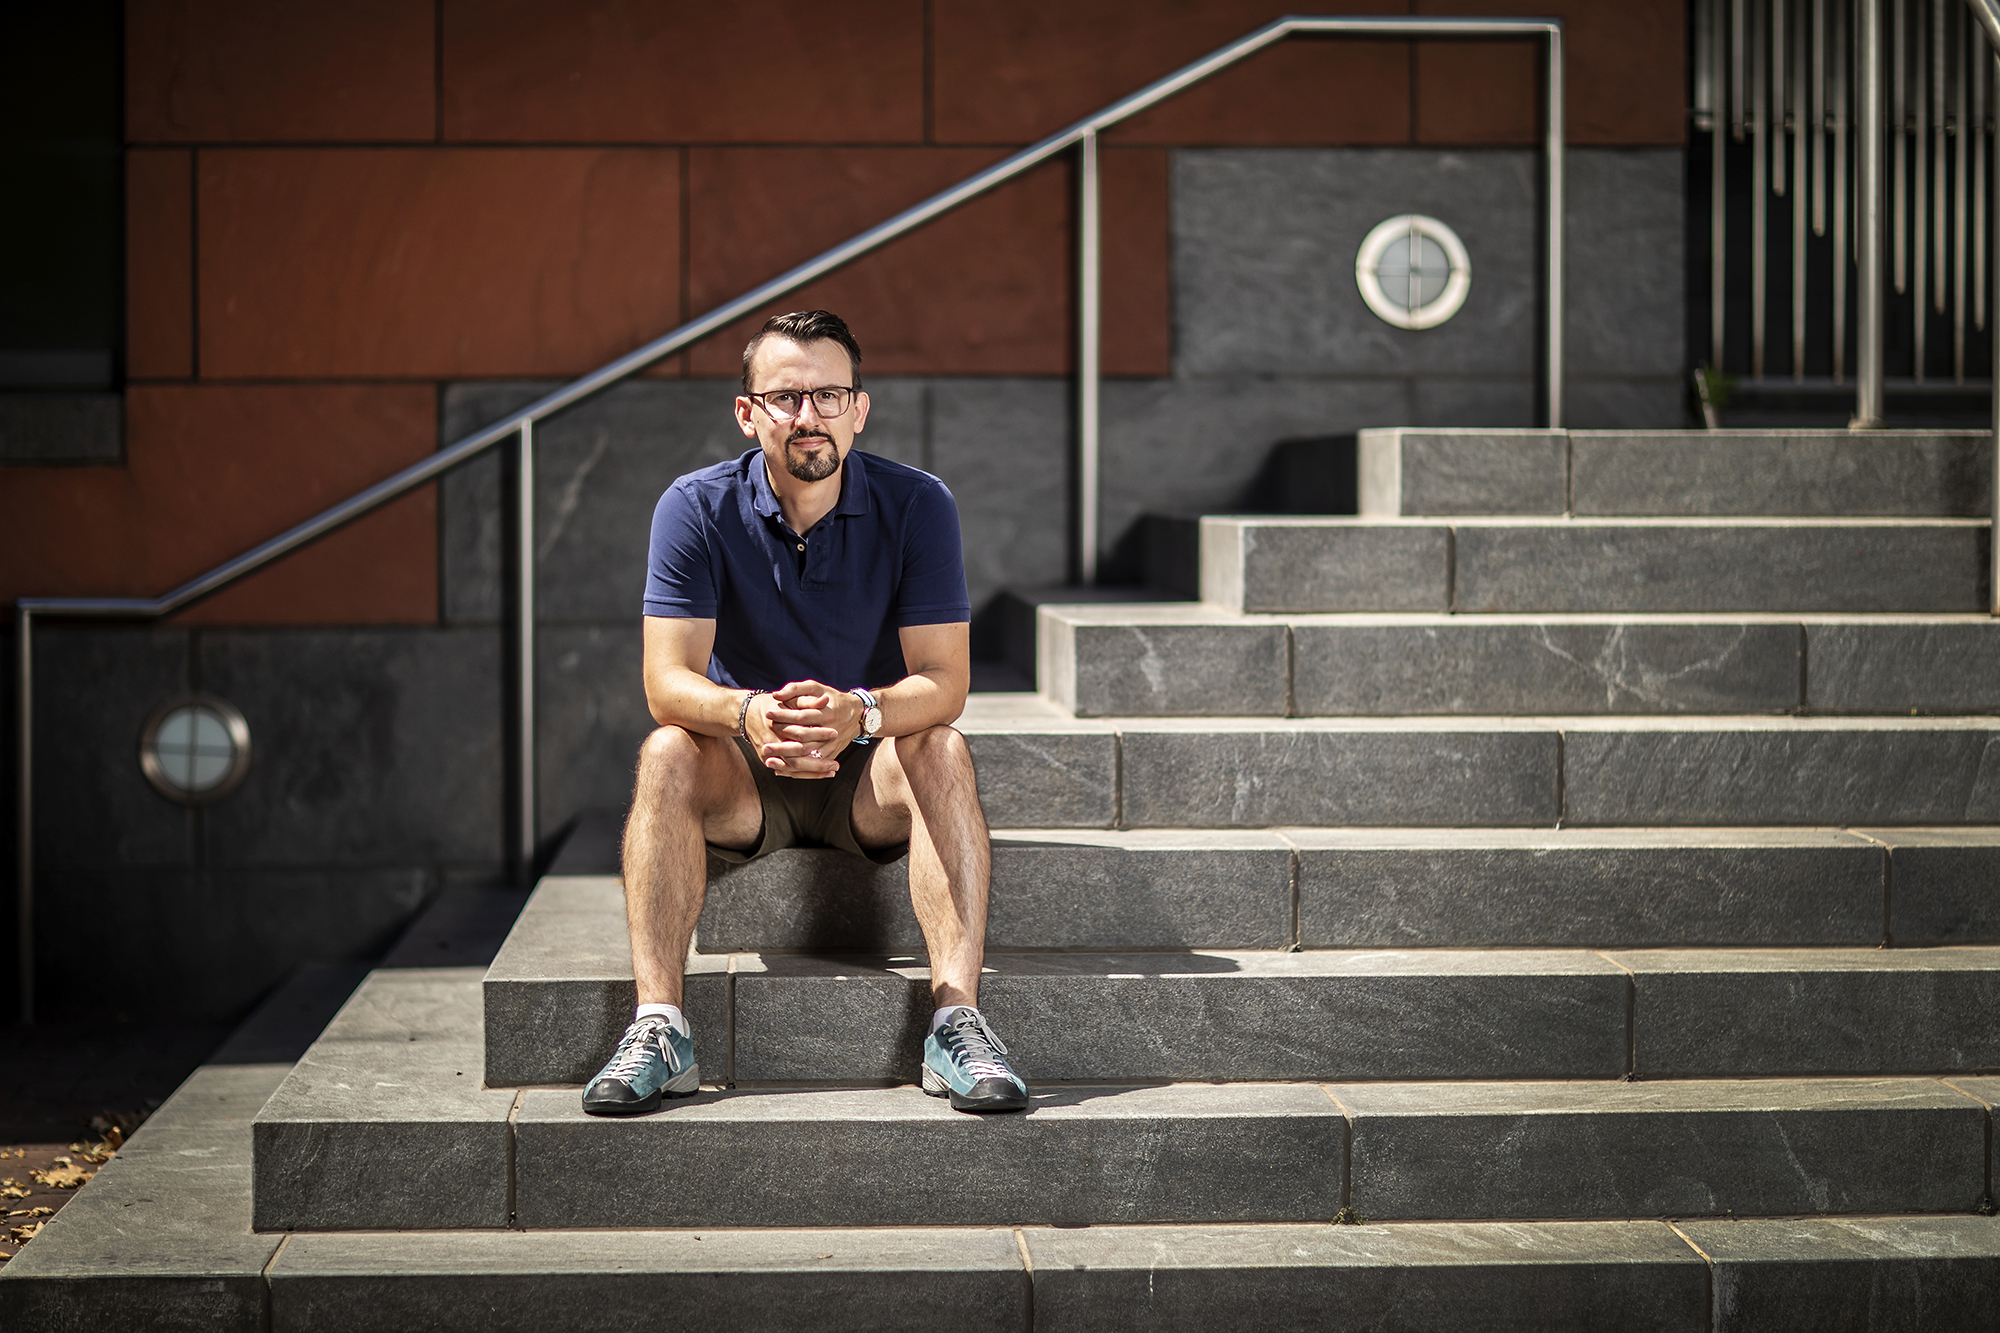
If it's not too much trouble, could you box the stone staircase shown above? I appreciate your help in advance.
[11,427,2000,1329]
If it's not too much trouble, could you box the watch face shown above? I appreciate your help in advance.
[863,706,882,735]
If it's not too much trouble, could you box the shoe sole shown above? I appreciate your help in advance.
[921,1063,1028,1113]
[581,1064,701,1116]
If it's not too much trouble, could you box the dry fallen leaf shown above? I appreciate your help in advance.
[8,1223,41,1244]
[0,1186,26,1201]
[31,1162,92,1190]
[6,1208,51,1219]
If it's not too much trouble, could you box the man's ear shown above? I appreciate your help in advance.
[851,390,870,435]
[733,396,758,440]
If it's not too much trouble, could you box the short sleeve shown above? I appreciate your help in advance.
[893,479,972,626]
[643,482,720,618]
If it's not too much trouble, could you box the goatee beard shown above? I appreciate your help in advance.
[784,432,839,483]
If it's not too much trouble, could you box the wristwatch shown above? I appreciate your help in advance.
[852,687,882,745]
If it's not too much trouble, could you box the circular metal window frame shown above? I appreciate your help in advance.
[138,695,253,806]
[1354,213,1473,330]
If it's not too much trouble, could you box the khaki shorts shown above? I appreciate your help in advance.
[708,736,908,866]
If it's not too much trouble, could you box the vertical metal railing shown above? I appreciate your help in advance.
[515,420,537,873]
[1076,130,1102,586]
[1969,0,2000,609]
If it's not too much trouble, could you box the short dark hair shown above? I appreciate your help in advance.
[740,310,863,393]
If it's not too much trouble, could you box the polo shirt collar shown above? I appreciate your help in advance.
[745,447,872,521]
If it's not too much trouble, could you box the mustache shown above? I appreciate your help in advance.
[785,429,832,446]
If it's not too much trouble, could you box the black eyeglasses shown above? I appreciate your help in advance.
[744,385,859,422]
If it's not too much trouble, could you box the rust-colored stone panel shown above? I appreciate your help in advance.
[441,0,924,143]
[1102,147,1171,377]
[1413,40,1539,145]
[197,148,682,378]
[685,147,1069,376]
[126,0,436,143]
[933,0,1408,147]
[1414,0,1686,146]
[127,149,194,380]
[0,385,438,625]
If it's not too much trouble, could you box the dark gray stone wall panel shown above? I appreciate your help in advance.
[1622,960,2000,1075]
[964,731,1116,828]
[1099,379,1410,582]
[1564,728,2000,826]
[34,625,191,870]
[0,391,122,463]
[1685,1215,2000,1333]
[1564,150,1685,378]
[37,868,430,1021]
[1119,729,1559,826]
[1297,842,1883,948]
[1408,378,1536,430]
[1809,621,2000,713]
[1174,149,1538,377]
[439,378,927,626]
[1563,377,1686,430]
[200,628,502,866]
[1070,622,1287,716]
[1343,1091,1982,1219]
[1573,432,1989,517]
[1294,621,1800,715]
[1875,833,2000,943]
[537,623,650,837]
[1453,524,1985,613]
[1027,1222,1708,1333]
[928,378,1068,613]
[513,1084,1342,1228]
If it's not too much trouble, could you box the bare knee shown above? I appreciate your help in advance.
[635,725,712,801]
[892,724,974,788]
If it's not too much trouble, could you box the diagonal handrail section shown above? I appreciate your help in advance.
[13,15,1566,1021]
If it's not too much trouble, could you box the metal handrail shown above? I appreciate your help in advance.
[1967,0,2000,613]
[12,14,1566,1021]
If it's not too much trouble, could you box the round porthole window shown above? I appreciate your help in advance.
[139,696,252,805]
[1355,214,1472,330]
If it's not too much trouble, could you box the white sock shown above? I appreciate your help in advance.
[636,1003,689,1038]
[930,1004,975,1035]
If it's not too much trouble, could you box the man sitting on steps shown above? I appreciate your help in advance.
[581,308,1029,1117]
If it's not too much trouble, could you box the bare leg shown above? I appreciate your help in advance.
[851,725,990,1009]
[621,726,762,1007]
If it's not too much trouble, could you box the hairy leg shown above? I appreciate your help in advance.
[851,726,990,1009]
[621,726,762,1007]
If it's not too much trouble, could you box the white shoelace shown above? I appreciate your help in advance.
[605,1016,680,1079]
[943,1010,1013,1081]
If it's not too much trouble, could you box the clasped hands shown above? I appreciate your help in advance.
[744,680,865,779]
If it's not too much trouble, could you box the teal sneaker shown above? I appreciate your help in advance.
[921,1008,1028,1113]
[581,1015,699,1115]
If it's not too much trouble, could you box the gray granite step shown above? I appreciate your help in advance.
[1189,515,1985,613]
[1358,427,1991,518]
[259,968,2000,1233]
[1034,604,2000,717]
[481,875,2000,1086]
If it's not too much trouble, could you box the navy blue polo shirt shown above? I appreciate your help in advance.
[643,448,970,690]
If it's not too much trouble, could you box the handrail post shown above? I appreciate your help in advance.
[14,608,32,1024]
[1077,128,1102,586]
[1546,21,1566,428]
[516,420,537,879]
[1992,48,1999,615]
[1857,0,1888,425]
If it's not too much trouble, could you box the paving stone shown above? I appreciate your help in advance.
[702,830,1296,953]
[1807,618,2000,713]
[482,876,728,1086]
[1118,720,1559,826]
[512,1083,1342,1228]
[268,1228,1029,1333]
[1681,1215,2000,1332]
[1024,1220,1707,1333]
[1357,428,1568,516]
[1867,829,2000,944]
[1562,718,2000,825]
[1291,828,1885,948]
[1199,518,1451,613]
[1293,616,1800,715]
[730,951,1626,1084]
[0,1065,285,1333]
[1037,603,1287,715]
[1334,1079,1984,1221]
[1451,520,1985,613]
[957,694,1118,827]
[1569,430,1989,517]
[1610,947,2000,1076]
[253,968,515,1230]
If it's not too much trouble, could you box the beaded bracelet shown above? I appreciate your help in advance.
[735,688,767,739]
